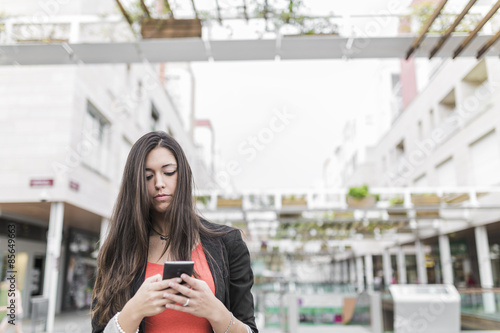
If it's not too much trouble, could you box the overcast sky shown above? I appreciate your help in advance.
[192,58,399,191]
[191,0,413,191]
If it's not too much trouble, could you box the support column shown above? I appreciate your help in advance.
[287,294,299,333]
[396,246,407,284]
[350,258,356,285]
[475,226,496,313]
[415,239,428,284]
[343,260,349,283]
[383,249,392,287]
[43,202,64,333]
[356,257,364,291]
[439,234,453,285]
[336,262,342,283]
[100,218,110,249]
[365,254,374,290]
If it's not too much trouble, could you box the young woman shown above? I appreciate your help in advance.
[91,131,257,333]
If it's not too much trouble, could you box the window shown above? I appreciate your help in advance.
[469,130,500,186]
[438,89,456,121]
[436,157,456,187]
[461,59,488,114]
[83,102,110,175]
[429,109,435,134]
[151,103,159,131]
[396,139,405,163]
[119,137,132,183]
[417,120,423,140]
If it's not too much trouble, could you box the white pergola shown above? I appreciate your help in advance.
[0,34,499,65]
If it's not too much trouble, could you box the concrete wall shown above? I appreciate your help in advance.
[372,57,500,187]
[0,63,213,218]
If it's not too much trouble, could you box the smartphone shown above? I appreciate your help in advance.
[163,261,194,281]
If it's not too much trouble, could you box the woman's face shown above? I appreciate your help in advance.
[145,146,178,219]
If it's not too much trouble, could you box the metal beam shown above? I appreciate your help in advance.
[163,0,174,18]
[406,0,448,60]
[476,28,500,59]
[140,0,151,18]
[214,0,223,24]
[242,0,249,21]
[190,0,199,19]
[453,0,500,59]
[114,0,134,27]
[429,0,477,59]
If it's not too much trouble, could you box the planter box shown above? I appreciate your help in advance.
[387,205,407,219]
[411,194,441,205]
[411,194,441,218]
[347,196,376,208]
[282,197,307,207]
[284,32,340,38]
[443,193,470,204]
[334,211,354,219]
[217,197,242,208]
[141,18,202,39]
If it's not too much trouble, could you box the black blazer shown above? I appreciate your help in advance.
[92,220,258,333]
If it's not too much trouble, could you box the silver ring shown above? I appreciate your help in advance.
[182,298,190,307]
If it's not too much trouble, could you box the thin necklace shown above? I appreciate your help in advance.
[151,227,169,241]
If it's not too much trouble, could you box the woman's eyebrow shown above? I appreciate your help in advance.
[145,164,177,171]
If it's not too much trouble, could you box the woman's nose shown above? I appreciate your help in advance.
[155,175,165,189]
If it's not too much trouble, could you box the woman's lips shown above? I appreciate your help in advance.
[154,194,171,201]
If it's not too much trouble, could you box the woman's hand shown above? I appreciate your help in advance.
[163,274,226,322]
[124,274,182,319]
[163,274,249,333]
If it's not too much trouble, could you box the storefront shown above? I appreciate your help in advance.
[62,228,99,311]
[423,239,443,284]
[0,218,48,319]
[405,254,418,284]
[487,222,500,287]
[449,229,480,288]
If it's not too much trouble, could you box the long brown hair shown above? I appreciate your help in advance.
[91,131,223,326]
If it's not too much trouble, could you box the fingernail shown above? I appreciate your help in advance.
[176,278,182,283]
[181,274,187,279]
[169,282,174,287]
[163,293,168,298]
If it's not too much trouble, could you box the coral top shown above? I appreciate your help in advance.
[144,243,216,333]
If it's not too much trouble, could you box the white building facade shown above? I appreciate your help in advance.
[333,56,500,306]
[0,1,215,327]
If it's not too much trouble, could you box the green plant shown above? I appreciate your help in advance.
[252,0,338,35]
[348,185,369,200]
[407,1,481,34]
[390,196,404,206]
[195,195,210,206]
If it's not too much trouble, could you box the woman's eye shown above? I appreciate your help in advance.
[146,175,153,180]
[165,171,176,176]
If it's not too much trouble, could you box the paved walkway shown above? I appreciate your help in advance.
[10,310,500,333]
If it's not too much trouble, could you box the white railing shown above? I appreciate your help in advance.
[0,12,429,45]
[0,15,135,44]
[194,186,500,212]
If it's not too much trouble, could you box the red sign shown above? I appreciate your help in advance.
[69,181,79,191]
[30,179,54,187]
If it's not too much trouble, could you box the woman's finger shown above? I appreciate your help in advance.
[150,277,183,291]
[163,292,190,306]
[168,281,195,297]
[145,274,162,283]
[180,274,199,287]
[165,302,192,313]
